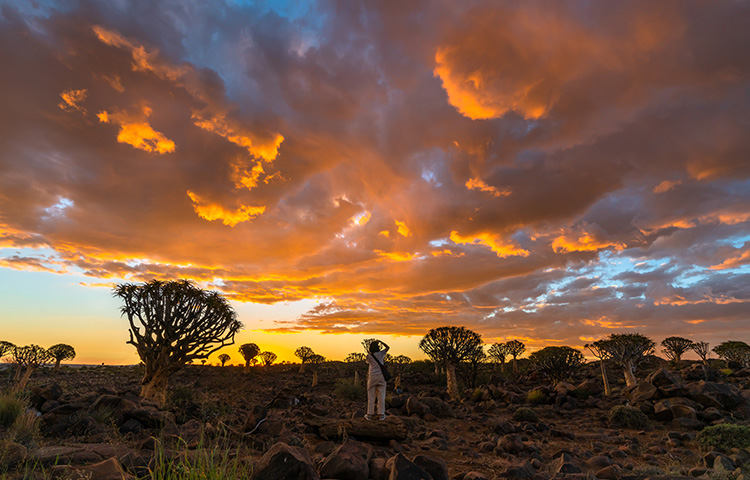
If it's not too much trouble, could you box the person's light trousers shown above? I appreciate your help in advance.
[367,372,387,416]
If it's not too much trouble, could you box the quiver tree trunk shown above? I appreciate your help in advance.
[354,370,360,385]
[600,360,611,396]
[312,371,318,387]
[54,359,62,371]
[140,364,174,404]
[622,362,637,387]
[16,367,34,391]
[446,362,459,400]
[299,363,306,374]
[395,374,402,390]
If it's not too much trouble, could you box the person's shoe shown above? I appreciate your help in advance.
[379,414,386,421]
[364,414,373,421]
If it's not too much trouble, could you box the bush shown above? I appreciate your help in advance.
[527,389,547,405]
[609,406,650,429]
[699,424,750,451]
[512,407,539,423]
[0,391,25,428]
[334,378,366,401]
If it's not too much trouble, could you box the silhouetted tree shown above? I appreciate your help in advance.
[0,341,15,359]
[461,344,487,389]
[295,346,316,373]
[47,344,76,371]
[598,333,655,387]
[218,353,231,367]
[239,343,260,368]
[585,341,612,396]
[14,344,50,389]
[661,337,694,364]
[713,341,750,367]
[505,340,526,373]
[259,351,277,366]
[691,341,710,365]
[345,352,366,363]
[419,326,482,400]
[113,279,242,402]
[390,354,412,389]
[487,342,509,371]
[529,346,584,384]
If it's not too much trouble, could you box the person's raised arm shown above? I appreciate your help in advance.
[380,340,390,354]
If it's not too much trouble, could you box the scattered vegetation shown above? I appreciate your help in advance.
[512,407,539,423]
[608,405,650,429]
[527,389,547,404]
[334,378,366,401]
[0,391,25,428]
[699,424,750,451]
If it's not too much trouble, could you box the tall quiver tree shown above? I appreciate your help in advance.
[599,333,655,387]
[488,342,510,373]
[294,346,315,373]
[13,345,51,390]
[661,337,694,364]
[419,326,482,400]
[529,346,584,385]
[691,341,710,365]
[113,279,243,403]
[239,343,260,369]
[585,341,612,396]
[505,340,526,373]
[47,344,76,371]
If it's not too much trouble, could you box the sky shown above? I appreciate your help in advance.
[1,0,749,365]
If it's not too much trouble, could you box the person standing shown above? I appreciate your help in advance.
[365,340,389,420]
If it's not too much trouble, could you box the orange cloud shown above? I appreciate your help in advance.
[186,191,265,227]
[449,230,529,258]
[551,227,626,253]
[465,177,510,198]
[58,89,87,113]
[653,180,681,193]
[374,250,417,262]
[711,249,750,270]
[192,112,284,162]
[97,105,175,154]
[395,220,411,237]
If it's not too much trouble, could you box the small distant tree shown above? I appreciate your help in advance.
[713,341,750,367]
[505,340,526,373]
[47,344,76,371]
[529,346,584,384]
[691,341,710,365]
[487,342,510,372]
[14,344,51,389]
[0,341,15,359]
[239,343,260,368]
[585,341,612,396]
[661,337,694,364]
[259,351,277,367]
[461,344,487,389]
[599,333,655,387]
[390,355,412,389]
[345,352,366,363]
[201,359,206,365]
[218,353,231,367]
[295,346,316,373]
[419,326,482,400]
[113,279,243,403]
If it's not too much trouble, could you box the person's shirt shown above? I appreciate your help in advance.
[366,350,387,377]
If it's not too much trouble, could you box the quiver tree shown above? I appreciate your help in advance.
[585,341,612,396]
[390,355,412,389]
[598,333,655,387]
[113,279,243,403]
[691,341,710,365]
[488,342,510,372]
[419,326,482,400]
[0,341,15,359]
[461,344,487,389]
[713,341,750,367]
[218,353,231,367]
[505,340,526,373]
[13,344,51,390]
[529,346,584,384]
[239,343,260,369]
[345,352,366,384]
[47,344,76,371]
[661,337,694,364]
[259,351,277,366]
[295,346,316,373]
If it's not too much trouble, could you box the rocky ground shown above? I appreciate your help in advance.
[1,358,749,480]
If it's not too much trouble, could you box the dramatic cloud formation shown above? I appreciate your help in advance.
[1,0,750,355]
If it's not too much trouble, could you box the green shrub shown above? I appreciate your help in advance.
[334,378,366,401]
[512,407,539,423]
[0,391,25,428]
[527,389,546,405]
[699,424,750,451]
[608,405,650,429]
[719,368,733,376]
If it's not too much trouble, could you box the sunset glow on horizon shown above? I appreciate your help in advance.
[1,1,749,366]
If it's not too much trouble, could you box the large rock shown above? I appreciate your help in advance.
[90,394,138,424]
[413,455,449,480]
[419,397,455,418]
[689,381,744,410]
[318,417,407,441]
[123,407,174,428]
[647,369,681,388]
[253,442,319,480]
[318,438,373,480]
[385,454,432,480]
[243,405,269,433]
[406,397,430,417]
[628,382,659,403]
[51,457,135,480]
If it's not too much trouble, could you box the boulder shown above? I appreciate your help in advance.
[90,394,138,424]
[628,382,659,403]
[654,400,675,422]
[647,369,681,388]
[690,381,744,410]
[253,442,319,480]
[419,397,455,418]
[413,455,449,480]
[243,404,269,433]
[550,453,581,474]
[406,397,430,417]
[670,404,698,420]
[318,438,373,480]
[499,462,535,479]
[385,454,432,480]
[124,407,174,428]
[496,434,525,455]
